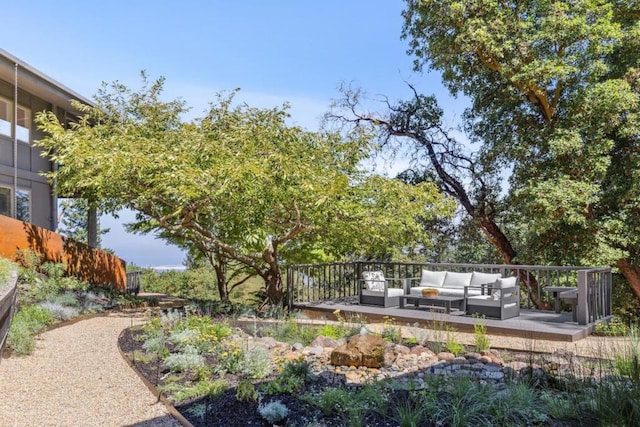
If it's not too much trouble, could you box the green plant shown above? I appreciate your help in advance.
[492,382,549,425]
[161,378,228,404]
[445,334,465,356]
[235,379,258,402]
[595,316,631,336]
[164,345,205,372]
[613,325,640,381]
[15,248,42,285]
[0,257,16,286]
[425,376,494,427]
[472,315,490,351]
[380,316,403,344]
[258,400,289,424]
[392,398,425,427]
[6,304,55,355]
[39,301,80,320]
[213,340,245,374]
[241,346,273,379]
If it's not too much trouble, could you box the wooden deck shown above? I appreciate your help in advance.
[293,298,597,342]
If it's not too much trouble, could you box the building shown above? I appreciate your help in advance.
[0,49,92,232]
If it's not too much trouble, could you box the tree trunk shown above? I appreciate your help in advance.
[213,261,229,302]
[477,214,543,307]
[263,268,284,306]
[616,258,640,300]
[87,203,98,248]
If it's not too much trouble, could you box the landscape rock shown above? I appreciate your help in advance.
[330,334,386,368]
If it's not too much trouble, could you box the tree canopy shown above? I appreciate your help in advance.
[35,76,454,304]
[400,0,640,294]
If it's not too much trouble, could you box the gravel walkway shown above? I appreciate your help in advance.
[0,313,181,427]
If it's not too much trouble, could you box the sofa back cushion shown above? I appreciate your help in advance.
[443,272,473,289]
[420,270,447,288]
[470,272,502,287]
[362,270,385,291]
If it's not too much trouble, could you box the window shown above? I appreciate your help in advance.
[0,187,9,216]
[0,97,31,142]
[0,97,10,137]
[16,189,30,222]
[16,105,30,142]
[0,186,31,222]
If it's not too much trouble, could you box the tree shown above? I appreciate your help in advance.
[35,76,454,306]
[401,0,640,295]
[57,198,109,247]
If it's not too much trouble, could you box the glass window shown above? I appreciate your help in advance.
[16,189,30,222]
[0,187,10,217]
[16,105,30,142]
[0,97,10,137]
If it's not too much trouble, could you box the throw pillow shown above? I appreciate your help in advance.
[362,270,386,291]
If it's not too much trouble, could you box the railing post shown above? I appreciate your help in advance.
[577,270,589,325]
[286,264,292,311]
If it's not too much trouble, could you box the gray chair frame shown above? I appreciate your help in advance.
[464,280,520,320]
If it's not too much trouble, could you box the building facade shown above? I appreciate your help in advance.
[0,49,91,231]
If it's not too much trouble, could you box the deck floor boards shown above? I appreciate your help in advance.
[294,299,595,342]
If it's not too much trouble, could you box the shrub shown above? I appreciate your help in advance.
[258,400,289,424]
[39,301,80,321]
[472,315,490,351]
[235,379,258,402]
[164,346,205,372]
[0,257,17,286]
[6,305,55,355]
[241,346,273,379]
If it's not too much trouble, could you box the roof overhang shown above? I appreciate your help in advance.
[0,49,93,114]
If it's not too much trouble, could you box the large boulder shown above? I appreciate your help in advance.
[330,334,386,368]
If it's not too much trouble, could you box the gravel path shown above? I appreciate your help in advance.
[0,313,181,427]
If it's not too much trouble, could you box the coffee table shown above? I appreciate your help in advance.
[399,295,465,314]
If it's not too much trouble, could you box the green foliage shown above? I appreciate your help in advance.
[262,360,310,395]
[472,315,490,352]
[595,316,631,336]
[401,0,640,287]
[161,378,229,404]
[235,379,258,402]
[6,305,55,355]
[0,257,17,286]
[613,325,640,381]
[445,329,465,356]
[163,345,205,372]
[258,400,289,424]
[380,316,403,344]
[303,382,389,426]
[241,346,273,379]
[35,77,453,304]
[57,198,109,246]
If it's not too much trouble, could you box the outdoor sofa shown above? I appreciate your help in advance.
[360,269,521,319]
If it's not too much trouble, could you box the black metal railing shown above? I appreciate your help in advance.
[287,261,613,324]
[126,270,142,295]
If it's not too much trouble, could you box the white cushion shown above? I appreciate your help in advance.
[386,288,405,297]
[362,270,385,291]
[467,295,500,307]
[470,272,502,287]
[361,288,405,297]
[443,272,473,289]
[420,270,447,288]
[494,276,518,289]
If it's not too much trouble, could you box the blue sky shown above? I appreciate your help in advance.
[2,1,468,267]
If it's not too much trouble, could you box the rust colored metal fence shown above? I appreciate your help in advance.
[0,214,127,291]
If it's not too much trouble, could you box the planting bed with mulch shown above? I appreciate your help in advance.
[118,322,600,427]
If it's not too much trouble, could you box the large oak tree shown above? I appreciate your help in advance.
[398,0,639,296]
